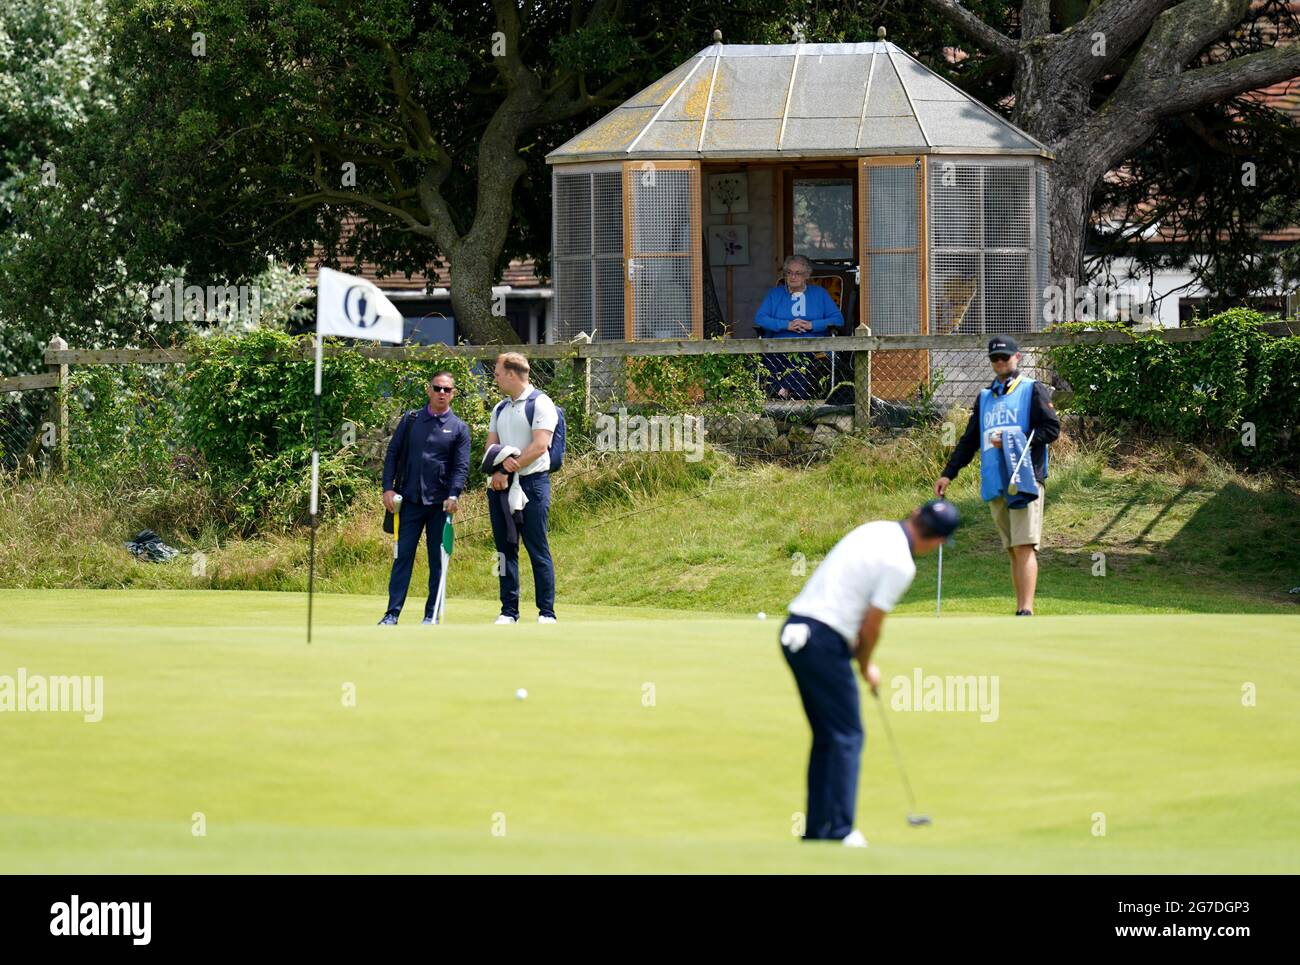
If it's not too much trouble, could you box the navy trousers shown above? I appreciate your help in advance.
[488,472,556,619]
[763,352,818,399]
[780,615,865,841]
[385,501,448,620]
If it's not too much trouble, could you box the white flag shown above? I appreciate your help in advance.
[315,267,404,343]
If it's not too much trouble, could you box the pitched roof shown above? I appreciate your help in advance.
[547,41,1053,163]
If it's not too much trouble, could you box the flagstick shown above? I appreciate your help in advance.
[433,517,451,624]
[308,332,322,644]
[435,549,448,624]
[936,543,943,617]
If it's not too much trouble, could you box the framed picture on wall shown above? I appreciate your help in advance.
[708,224,749,266]
[708,173,749,214]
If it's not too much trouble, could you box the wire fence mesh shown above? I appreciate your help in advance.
[0,388,57,474]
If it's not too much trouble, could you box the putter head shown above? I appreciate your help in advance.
[907,814,932,827]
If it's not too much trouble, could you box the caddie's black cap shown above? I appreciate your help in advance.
[917,499,961,540]
[988,335,1019,357]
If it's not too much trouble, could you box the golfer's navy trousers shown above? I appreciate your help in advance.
[385,502,447,621]
[488,472,556,619]
[780,615,864,841]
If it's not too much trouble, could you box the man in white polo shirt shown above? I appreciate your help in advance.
[780,499,959,845]
[486,352,559,624]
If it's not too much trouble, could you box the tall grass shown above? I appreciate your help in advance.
[1,430,1296,614]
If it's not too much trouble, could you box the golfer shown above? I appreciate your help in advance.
[378,371,470,625]
[934,335,1059,616]
[781,499,959,845]
[486,352,559,624]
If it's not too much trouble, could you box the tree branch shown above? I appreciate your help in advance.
[1052,0,1174,81]
[1146,41,1300,115]
[918,0,1018,57]
[1122,0,1251,91]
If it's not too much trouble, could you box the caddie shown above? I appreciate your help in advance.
[934,335,1060,616]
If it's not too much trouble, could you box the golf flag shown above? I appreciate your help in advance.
[306,268,404,643]
[315,267,404,343]
[433,518,453,624]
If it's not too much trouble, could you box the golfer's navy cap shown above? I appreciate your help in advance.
[988,335,1019,357]
[917,499,961,540]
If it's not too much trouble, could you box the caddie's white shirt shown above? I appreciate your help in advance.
[489,383,559,475]
[787,520,917,645]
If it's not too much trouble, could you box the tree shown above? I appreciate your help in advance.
[0,0,119,376]
[918,0,1300,293]
[91,0,785,344]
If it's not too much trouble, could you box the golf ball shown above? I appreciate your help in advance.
[757,612,767,620]
[515,688,528,700]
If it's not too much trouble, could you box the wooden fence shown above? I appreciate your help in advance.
[4,322,1295,472]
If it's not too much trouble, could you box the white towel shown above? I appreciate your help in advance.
[491,445,529,513]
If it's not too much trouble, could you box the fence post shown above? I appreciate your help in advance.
[853,325,872,432]
[46,335,69,473]
[571,330,593,422]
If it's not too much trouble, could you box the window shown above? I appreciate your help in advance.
[793,178,855,261]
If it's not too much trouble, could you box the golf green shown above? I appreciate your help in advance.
[1,590,1296,873]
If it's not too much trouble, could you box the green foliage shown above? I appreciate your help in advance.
[1047,309,1299,467]
[62,331,495,532]
[180,329,492,530]
[66,363,185,483]
[623,343,765,415]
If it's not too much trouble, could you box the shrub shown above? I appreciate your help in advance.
[1047,309,1299,467]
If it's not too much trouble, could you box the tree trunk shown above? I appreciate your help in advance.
[446,247,522,344]
[438,75,539,345]
[1044,158,1092,291]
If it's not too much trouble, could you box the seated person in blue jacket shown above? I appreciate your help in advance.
[754,254,844,399]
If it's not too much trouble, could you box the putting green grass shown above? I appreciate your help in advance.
[2,589,1297,874]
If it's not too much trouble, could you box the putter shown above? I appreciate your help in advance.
[1005,429,1035,497]
[871,688,931,826]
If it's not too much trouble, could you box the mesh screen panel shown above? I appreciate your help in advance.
[983,166,1031,248]
[553,167,624,340]
[930,252,982,335]
[628,163,697,340]
[986,252,1031,332]
[868,253,919,335]
[632,257,694,340]
[631,167,694,252]
[928,160,1044,337]
[862,160,922,336]
[1035,166,1051,330]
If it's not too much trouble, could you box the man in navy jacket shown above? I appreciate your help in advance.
[379,371,471,625]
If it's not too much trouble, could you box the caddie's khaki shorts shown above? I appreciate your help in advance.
[989,482,1045,551]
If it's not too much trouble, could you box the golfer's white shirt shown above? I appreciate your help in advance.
[787,521,917,645]
[489,383,558,475]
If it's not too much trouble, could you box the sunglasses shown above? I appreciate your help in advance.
[989,354,1012,362]
[430,385,455,393]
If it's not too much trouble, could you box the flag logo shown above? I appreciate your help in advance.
[343,285,381,330]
